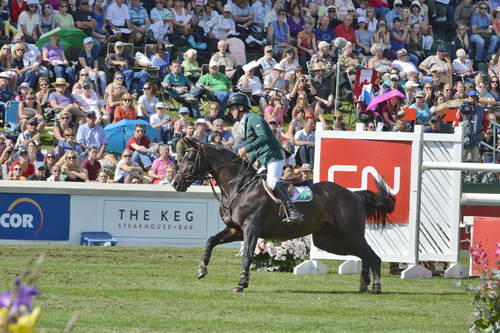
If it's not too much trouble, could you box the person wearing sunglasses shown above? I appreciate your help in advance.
[16,117,41,147]
[470,4,499,63]
[73,80,102,119]
[114,149,143,183]
[60,152,88,182]
[8,165,27,180]
[28,162,48,181]
[113,93,137,123]
[42,33,76,84]
[17,0,42,43]
[267,10,291,59]
[48,78,86,122]
[42,152,57,178]
[47,166,65,182]
[8,146,34,178]
[125,124,158,170]
[56,128,82,158]
[40,3,56,33]
[104,71,127,122]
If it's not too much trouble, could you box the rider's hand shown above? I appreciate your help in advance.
[237,147,247,158]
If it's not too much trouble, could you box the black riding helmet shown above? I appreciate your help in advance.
[226,93,251,111]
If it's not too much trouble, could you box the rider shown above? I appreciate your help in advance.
[227,93,304,224]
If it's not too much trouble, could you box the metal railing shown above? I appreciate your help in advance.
[480,119,500,164]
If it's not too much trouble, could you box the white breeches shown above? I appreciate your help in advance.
[267,159,285,190]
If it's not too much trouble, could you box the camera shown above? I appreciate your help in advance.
[459,101,475,117]
[358,112,372,124]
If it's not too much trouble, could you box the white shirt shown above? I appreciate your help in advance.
[256,56,277,76]
[73,91,102,113]
[237,75,264,95]
[150,113,172,131]
[207,14,236,40]
[150,8,168,23]
[47,175,65,182]
[278,58,299,75]
[18,12,41,35]
[138,95,159,117]
[453,58,473,74]
[106,2,130,27]
[114,159,139,181]
[149,20,170,42]
[391,59,419,74]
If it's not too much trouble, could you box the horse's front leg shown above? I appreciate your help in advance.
[233,226,258,293]
[197,227,243,279]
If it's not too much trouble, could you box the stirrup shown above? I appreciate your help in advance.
[282,210,304,224]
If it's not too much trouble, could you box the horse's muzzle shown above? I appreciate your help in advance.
[172,180,186,192]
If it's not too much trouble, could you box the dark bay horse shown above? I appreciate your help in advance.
[172,138,395,293]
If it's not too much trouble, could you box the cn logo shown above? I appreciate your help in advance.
[327,165,401,195]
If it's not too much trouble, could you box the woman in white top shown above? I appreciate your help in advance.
[278,48,300,80]
[137,81,159,120]
[172,0,191,32]
[149,102,173,144]
[365,8,378,33]
[452,48,474,82]
[47,166,65,182]
[150,0,169,23]
[17,1,42,43]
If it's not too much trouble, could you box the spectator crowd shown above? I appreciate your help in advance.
[0,0,499,184]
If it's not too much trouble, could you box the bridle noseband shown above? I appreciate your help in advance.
[177,145,258,210]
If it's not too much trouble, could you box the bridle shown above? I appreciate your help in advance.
[177,145,258,210]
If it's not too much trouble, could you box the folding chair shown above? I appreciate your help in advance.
[104,42,136,81]
[4,100,20,132]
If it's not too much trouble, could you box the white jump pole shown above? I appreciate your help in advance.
[422,162,500,172]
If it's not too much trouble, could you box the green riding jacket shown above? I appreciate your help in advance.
[242,112,283,167]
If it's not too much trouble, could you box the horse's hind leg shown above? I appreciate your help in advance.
[359,260,371,292]
[197,227,243,279]
[354,241,382,294]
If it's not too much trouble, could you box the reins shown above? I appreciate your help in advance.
[183,146,258,210]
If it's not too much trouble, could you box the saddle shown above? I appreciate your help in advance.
[261,178,313,204]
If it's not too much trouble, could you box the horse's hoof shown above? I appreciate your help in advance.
[371,282,382,294]
[359,280,369,292]
[233,286,244,293]
[196,266,208,279]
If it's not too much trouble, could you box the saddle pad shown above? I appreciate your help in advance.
[261,179,313,204]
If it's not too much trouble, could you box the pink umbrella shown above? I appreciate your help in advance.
[366,90,406,111]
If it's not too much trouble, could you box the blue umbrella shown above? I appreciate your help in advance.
[104,120,159,153]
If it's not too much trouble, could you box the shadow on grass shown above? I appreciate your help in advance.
[276,289,464,296]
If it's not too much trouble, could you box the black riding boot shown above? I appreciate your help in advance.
[274,183,304,223]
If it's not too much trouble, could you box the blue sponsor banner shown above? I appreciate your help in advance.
[0,194,70,240]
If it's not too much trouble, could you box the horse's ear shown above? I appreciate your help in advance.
[185,137,202,151]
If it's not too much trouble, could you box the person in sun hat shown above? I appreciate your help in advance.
[49,78,86,121]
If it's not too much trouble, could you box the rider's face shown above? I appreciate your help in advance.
[230,106,240,120]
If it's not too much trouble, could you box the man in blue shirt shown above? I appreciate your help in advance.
[128,0,150,44]
[470,4,499,62]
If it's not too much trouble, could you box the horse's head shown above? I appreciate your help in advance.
[172,137,208,192]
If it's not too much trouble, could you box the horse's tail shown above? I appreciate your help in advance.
[354,177,396,227]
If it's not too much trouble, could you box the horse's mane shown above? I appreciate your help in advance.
[201,143,257,177]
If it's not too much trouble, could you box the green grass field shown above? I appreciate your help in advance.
[0,246,474,333]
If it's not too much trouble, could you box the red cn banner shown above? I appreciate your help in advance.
[318,138,412,224]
